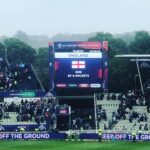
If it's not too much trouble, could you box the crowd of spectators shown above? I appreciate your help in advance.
[0,57,41,91]
[113,90,149,124]
[96,90,150,130]
[0,95,58,131]
[96,93,118,101]
[71,110,94,130]
[0,99,10,120]
[129,111,147,123]
[96,90,146,103]
[139,123,149,131]
[97,105,107,122]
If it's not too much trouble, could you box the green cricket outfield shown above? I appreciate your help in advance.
[0,140,150,150]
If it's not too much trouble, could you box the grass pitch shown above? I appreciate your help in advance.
[0,140,150,150]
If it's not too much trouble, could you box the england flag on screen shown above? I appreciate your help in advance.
[71,61,85,69]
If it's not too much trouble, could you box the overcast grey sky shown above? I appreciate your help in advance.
[0,0,150,37]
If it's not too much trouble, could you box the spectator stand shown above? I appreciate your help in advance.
[0,95,54,131]
[0,57,44,92]
[94,91,150,133]
[94,93,121,131]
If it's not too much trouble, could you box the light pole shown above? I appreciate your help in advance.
[135,74,138,90]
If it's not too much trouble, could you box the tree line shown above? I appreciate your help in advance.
[0,31,150,92]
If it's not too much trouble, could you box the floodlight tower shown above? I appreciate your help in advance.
[115,54,150,96]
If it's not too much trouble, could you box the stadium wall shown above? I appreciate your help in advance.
[1,132,150,141]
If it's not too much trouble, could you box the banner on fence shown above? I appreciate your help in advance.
[0,133,67,140]
[1,133,150,141]
[80,133,150,141]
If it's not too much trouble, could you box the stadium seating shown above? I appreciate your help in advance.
[0,96,56,124]
[97,100,121,130]
[0,57,42,91]
[113,106,150,132]
[96,92,150,132]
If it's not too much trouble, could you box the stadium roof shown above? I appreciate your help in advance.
[115,54,150,58]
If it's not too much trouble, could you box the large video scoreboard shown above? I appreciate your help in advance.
[49,41,108,90]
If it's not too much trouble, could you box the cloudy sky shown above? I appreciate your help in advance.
[0,0,150,36]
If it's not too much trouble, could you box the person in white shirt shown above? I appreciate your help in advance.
[0,124,5,131]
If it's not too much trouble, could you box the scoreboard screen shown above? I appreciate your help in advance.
[49,41,108,90]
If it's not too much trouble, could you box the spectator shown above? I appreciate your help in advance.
[0,124,4,131]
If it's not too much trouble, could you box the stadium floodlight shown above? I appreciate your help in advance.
[114,54,150,96]
[115,54,150,58]
[130,59,150,61]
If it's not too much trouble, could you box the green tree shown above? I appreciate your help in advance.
[34,47,49,90]
[88,32,135,92]
[129,31,150,54]
[0,42,5,58]
[88,32,113,41]
[4,38,36,64]
[108,38,134,92]
[129,31,150,87]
